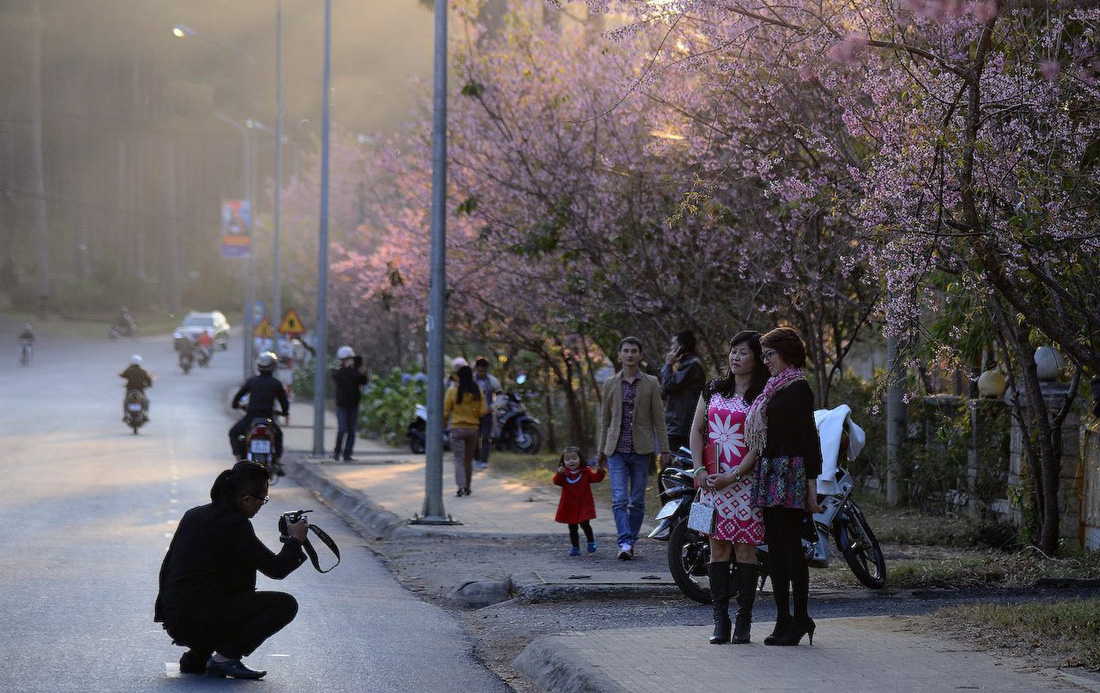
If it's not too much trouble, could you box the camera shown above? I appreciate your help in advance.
[278,508,312,535]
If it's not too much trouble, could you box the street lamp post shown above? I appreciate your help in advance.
[414,0,454,524]
[214,113,255,381]
[173,23,257,381]
[273,0,284,341]
[312,0,333,455]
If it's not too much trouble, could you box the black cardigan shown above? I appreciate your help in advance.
[762,380,823,480]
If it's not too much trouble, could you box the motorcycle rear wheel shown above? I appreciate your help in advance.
[667,519,714,604]
[509,420,542,454]
[835,501,887,588]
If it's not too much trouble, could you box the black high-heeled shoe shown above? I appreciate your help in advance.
[763,613,792,645]
[765,616,815,646]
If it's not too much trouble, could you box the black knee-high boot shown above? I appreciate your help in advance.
[731,563,759,644]
[707,561,732,644]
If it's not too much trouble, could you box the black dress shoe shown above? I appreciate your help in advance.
[178,651,210,674]
[205,657,267,679]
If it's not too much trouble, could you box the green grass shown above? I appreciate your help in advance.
[927,598,1100,670]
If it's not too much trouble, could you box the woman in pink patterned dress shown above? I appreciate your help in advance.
[688,330,768,645]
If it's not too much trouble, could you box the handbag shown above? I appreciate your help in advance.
[686,491,717,534]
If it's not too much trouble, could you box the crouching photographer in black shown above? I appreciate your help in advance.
[155,461,308,679]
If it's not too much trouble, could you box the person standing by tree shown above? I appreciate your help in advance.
[597,336,670,560]
[331,346,368,462]
[472,357,502,470]
[661,329,706,460]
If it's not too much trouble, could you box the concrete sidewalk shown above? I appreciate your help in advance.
[280,401,1100,693]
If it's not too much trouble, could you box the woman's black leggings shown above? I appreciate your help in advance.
[568,521,594,547]
[762,507,811,619]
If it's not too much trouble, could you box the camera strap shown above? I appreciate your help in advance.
[302,524,340,573]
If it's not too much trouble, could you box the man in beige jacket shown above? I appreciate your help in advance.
[597,337,670,560]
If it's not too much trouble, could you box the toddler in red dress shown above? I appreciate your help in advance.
[553,445,607,556]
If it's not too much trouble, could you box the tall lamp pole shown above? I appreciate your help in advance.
[415,0,454,524]
[214,113,255,381]
[273,0,284,337]
[312,0,333,454]
[173,23,257,381]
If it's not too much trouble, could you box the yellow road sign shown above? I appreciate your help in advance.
[253,318,274,339]
[278,309,306,335]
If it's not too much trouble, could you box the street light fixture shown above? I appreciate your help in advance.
[171,24,255,68]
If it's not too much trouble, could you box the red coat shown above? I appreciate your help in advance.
[553,466,606,524]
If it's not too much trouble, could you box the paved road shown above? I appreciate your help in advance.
[0,325,509,692]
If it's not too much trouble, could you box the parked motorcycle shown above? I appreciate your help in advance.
[241,413,286,484]
[178,349,194,374]
[123,390,148,434]
[108,316,139,340]
[491,391,543,454]
[407,403,450,455]
[651,405,886,603]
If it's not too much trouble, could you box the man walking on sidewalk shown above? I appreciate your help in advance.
[472,357,501,470]
[597,336,670,560]
[661,330,706,458]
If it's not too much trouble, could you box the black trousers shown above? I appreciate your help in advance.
[164,591,298,660]
[229,415,284,460]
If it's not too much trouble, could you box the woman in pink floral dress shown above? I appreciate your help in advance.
[689,330,768,645]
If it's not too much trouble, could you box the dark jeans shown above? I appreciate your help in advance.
[163,591,298,660]
[334,405,359,459]
[229,415,284,460]
[475,414,492,463]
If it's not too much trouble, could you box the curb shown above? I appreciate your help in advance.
[285,456,686,605]
[514,635,627,693]
[285,457,427,541]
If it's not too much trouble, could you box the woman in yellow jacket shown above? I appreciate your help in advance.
[444,365,486,497]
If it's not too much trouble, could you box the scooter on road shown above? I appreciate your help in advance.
[123,390,149,435]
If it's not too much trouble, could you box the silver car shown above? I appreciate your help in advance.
[173,311,230,351]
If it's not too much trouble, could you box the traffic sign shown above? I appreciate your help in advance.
[278,309,306,335]
[253,318,274,339]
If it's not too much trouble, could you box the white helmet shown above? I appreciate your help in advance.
[130,354,142,365]
[256,351,278,373]
[336,345,355,360]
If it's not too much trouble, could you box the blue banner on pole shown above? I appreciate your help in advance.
[221,199,251,258]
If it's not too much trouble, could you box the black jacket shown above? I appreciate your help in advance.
[660,353,706,437]
[232,373,289,417]
[120,365,153,392]
[155,503,305,619]
[331,366,368,407]
[762,379,823,479]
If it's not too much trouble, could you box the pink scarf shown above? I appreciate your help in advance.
[746,366,807,454]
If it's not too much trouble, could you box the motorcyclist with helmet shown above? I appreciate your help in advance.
[120,354,153,420]
[229,352,289,462]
